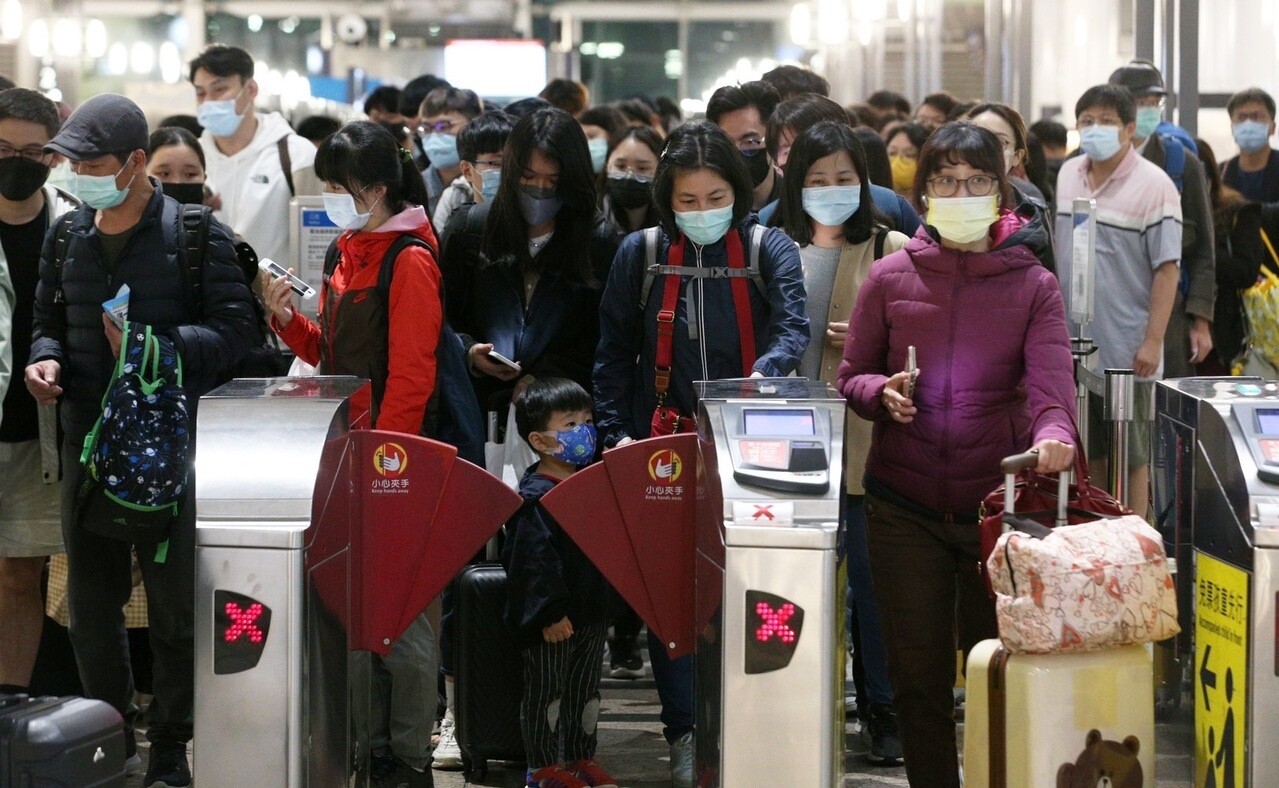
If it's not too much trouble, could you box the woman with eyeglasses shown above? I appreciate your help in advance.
[600,125,662,236]
[836,122,1077,788]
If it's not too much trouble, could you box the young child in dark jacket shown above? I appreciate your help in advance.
[502,378,617,788]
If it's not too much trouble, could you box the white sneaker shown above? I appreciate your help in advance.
[670,731,693,788]
[431,709,463,770]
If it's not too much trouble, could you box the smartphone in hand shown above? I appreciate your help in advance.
[904,345,918,399]
[487,350,521,372]
[259,259,316,300]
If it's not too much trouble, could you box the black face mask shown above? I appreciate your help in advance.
[0,156,50,201]
[606,173,652,211]
[161,182,206,205]
[740,149,772,187]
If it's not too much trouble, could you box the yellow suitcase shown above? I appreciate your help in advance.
[963,639,1155,787]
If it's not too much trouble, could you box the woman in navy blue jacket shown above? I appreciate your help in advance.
[592,121,808,787]
[594,122,809,450]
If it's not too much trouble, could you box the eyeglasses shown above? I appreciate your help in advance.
[608,163,655,178]
[417,119,461,136]
[0,144,49,162]
[471,158,503,170]
[927,174,997,198]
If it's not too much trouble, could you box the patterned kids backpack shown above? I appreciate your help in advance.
[76,321,190,552]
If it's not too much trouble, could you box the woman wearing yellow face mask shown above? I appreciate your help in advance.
[885,122,930,200]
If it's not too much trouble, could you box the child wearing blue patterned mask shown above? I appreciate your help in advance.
[503,377,617,788]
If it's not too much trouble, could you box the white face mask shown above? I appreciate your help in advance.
[322,190,378,230]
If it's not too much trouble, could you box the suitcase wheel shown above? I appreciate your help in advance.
[463,754,487,781]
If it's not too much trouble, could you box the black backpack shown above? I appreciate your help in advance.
[323,235,485,465]
[52,200,287,382]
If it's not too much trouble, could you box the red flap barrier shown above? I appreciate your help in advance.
[338,430,522,655]
[540,434,699,658]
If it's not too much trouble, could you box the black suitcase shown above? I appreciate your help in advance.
[0,693,127,787]
[454,562,525,780]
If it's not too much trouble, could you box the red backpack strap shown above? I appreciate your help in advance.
[724,229,757,376]
[654,236,685,405]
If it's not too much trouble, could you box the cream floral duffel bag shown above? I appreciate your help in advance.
[987,514,1180,654]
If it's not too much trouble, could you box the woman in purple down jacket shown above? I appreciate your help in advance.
[835,122,1077,788]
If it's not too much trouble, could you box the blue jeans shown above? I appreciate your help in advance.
[647,629,693,744]
[846,495,893,707]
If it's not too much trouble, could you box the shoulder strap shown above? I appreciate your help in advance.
[376,234,438,304]
[277,137,295,197]
[653,236,683,404]
[725,229,757,376]
[1160,134,1185,191]
[873,228,887,260]
[51,212,76,305]
[179,203,211,318]
[747,224,767,298]
[639,226,661,309]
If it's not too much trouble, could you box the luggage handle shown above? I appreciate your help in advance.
[1000,450,1069,529]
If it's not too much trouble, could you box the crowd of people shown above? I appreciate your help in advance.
[0,40,1277,788]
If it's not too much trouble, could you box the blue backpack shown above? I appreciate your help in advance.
[76,321,190,554]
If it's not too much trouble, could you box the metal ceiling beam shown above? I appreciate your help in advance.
[545,2,791,22]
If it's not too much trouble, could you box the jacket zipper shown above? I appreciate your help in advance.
[940,252,963,515]
[694,243,709,381]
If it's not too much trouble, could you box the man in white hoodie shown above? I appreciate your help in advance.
[190,45,321,265]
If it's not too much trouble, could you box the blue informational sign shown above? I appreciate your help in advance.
[302,208,336,228]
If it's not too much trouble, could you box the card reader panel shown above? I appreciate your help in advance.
[720,403,831,494]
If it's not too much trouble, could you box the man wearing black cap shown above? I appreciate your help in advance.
[23,93,256,788]
[1110,59,1216,378]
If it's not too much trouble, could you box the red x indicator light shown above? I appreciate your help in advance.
[744,590,804,674]
[214,590,273,675]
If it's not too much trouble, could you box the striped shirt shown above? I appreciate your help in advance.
[1054,146,1182,378]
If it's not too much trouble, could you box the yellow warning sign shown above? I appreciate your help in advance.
[1194,551,1248,788]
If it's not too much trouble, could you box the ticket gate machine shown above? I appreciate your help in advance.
[1154,378,1279,786]
[193,378,520,788]
[694,379,845,788]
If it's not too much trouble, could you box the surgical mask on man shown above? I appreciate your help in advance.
[197,88,247,138]
[674,204,734,246]
[925,194,999,245]
[1134,106,1161,140]
[423,133,461,169]
[1234,120,1272,154]
[72,160,135,210]
[473,168,501,203]
[1079,125,1123,162]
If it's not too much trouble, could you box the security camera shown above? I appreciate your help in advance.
[336,13,368,45]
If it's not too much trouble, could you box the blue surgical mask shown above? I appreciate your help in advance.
[1080,124,1123,162]
[1234,120,1272,154]
[423,133,461,169]
[588,138,608,174]
[802,185,861,227]
[477,168,501,202]
[674,204,734,246]
[72,160,135,210]
[197,89,246,138]
[518,185,562,226]
[322,191,377,231]
[1134,106,1161,140]
[539,423,596,466]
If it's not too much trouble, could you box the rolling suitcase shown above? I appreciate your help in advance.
[0,693,127,787]
[963,639,1154,787]
[454,562,525,779]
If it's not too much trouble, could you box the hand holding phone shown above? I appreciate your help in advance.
[904,345,918,399]
[259,258,316,300]
[487,350,521,372]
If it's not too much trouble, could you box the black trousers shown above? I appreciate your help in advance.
[61,437,195,745]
